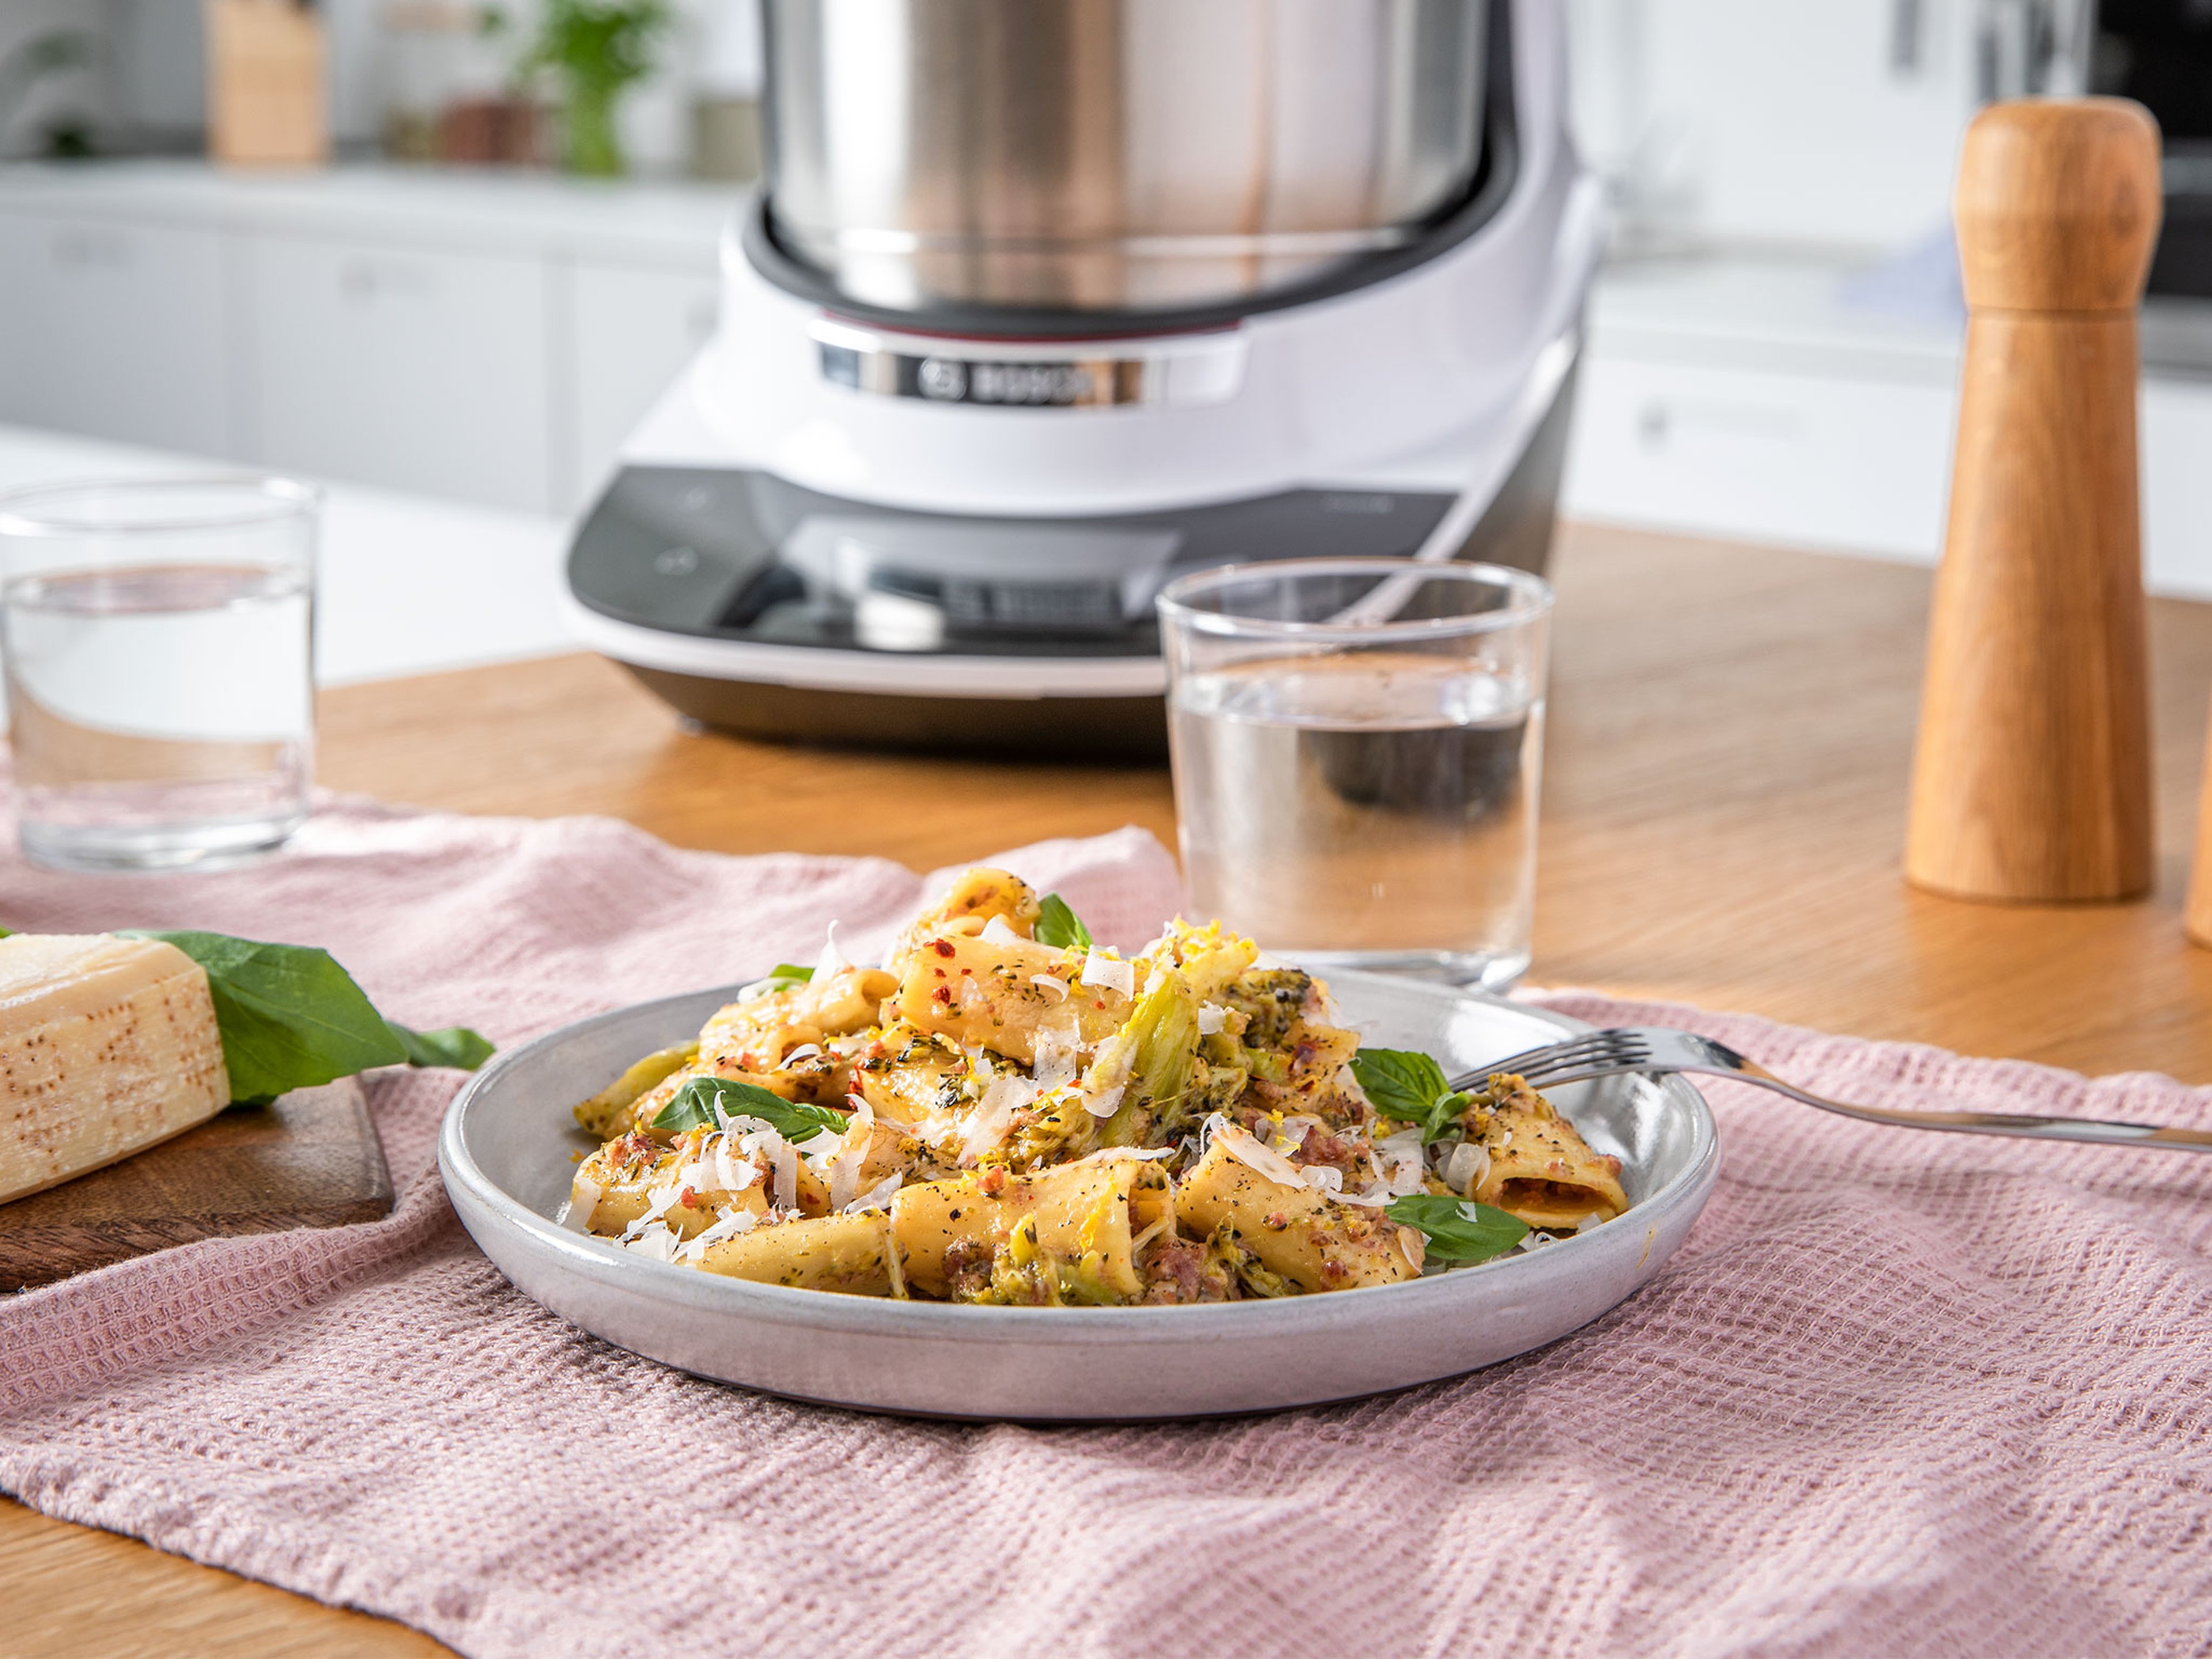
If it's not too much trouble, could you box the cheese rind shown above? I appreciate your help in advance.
[0,934,232,1205]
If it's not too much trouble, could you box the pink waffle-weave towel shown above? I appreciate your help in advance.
[3,799,2211,1659]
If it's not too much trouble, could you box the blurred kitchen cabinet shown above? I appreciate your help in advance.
[0,213,236,454]
[242,233,554,512]
[1563,257,1963,567]
[1562,259,2212,599]
[1566,355,1955,562]
[565,260,719,510]
[2139,378,2212,602]
[0,166,734,514]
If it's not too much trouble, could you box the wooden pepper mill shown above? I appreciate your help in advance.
[1906,98,2162,903]
[2191,743,2212,944]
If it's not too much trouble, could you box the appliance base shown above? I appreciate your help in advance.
[594,353,1577,760]
[628,665,1170,762]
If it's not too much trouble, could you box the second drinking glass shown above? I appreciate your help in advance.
[0,476,320,873]
[1157,558,1554,991]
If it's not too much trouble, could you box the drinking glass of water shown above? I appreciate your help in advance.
[1157,559,1553,991]
[0,477,319,872]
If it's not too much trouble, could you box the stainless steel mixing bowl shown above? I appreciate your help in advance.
[761,0,1492,313]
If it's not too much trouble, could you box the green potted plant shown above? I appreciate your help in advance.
[518,0,669,177]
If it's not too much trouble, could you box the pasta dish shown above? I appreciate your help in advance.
[562,869,1628,1304]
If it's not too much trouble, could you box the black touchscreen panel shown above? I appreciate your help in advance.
[567,468,1455,660]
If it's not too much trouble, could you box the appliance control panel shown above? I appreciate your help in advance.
[569,467,1456,659]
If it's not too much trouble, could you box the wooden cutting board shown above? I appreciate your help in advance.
[0,1081,392,1292]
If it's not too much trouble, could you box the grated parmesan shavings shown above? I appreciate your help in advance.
[1203,1112,1393,1205]
[1396,1227,1427,1274]
[739,1127,800,1211]
[826,1097,878,1211]
[564,1177,601,1232]
[1334,1185,1396,1209]
[1031,1018,1082,1091]
[812,921,853,983]
[961,1071,1037,1160]
[1441,1140,1491,1198]
[1374,1129,1428,1197]
[1081,1082,1126,1119]
[844,1172,903,1213]
[670,1161,713,1195]
[1202,1114,1307,1188]
[1070,1144,1177,1165]
[1079,949,1137,998]
[1077,1033,1137,1118]
[680,1206,759,1261]
[710,1133,760,1195]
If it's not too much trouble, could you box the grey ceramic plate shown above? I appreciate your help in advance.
[439,972,1719,1420]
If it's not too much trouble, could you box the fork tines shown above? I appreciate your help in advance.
[1456,1028,1653,1093]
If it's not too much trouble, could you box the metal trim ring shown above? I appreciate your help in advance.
[818,342,1157,408]
[808,316,1248,408]
[786,224,1423,261]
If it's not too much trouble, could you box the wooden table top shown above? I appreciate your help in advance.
[12,520,2212,1656]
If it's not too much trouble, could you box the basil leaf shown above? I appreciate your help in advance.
[742,964,813,1000]
[386,1021,494,1072]
[653,1076,850,1143]
[1350,1046,1471,1141]
[1034,893,1093,952]
[1387,1195,1529,1265]
[651,1086,721,1135]
[1350,1046,1447,1116]
[122,930,409,1103]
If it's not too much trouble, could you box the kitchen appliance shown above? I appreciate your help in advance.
[2093,0,2212,298]
[565,0,1601,757]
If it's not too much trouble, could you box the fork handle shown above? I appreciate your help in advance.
[1721,1058,2212,1152]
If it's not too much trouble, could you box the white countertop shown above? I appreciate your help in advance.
[0,424,575,687]
[0,158,737,267]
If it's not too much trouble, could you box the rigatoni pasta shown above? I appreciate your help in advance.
[1464,1074,1633,1230]
[694,1211,902,1296]
[558,868,1631,1304]
[1175,1133,1422,1293]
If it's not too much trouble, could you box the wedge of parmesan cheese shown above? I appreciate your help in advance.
[0,934,231,1205]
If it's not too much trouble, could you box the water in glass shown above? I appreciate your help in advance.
[1170,649,1542,989]
[5,562,313,870]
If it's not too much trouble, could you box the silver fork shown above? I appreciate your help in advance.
[1454,1027,2212,1153]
